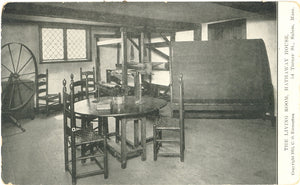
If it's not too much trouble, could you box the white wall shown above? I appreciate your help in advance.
[1,22,113,94]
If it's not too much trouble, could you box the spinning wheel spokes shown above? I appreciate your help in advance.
[16,44,23,72]
[8,44,17,73]
[1,42,37,114]
[18,56,33,74]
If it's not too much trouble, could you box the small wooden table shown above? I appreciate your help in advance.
[74,96,167,168]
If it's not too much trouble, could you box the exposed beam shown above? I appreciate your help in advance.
[145,42,169,48]
[97,38,122,46]
[94,33,121,38]
[148,46,169,61]
[3,3,197,31]
[99,45,121,48]
[128,38,140,51]
[160,33,170,44]
[2,13,120,30]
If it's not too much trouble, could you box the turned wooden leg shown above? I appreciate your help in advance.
[115,118,120,143]
[121,118,127,169]
[141,117,146,161]
[134,119,139,147]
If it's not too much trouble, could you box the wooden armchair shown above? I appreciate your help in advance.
[36,69,61,115]
[153,74,185,162]
[63,79,108,185]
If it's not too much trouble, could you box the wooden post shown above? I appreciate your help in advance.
[147,32,152,83]
[117,43,120,68]
[98,117,103,135]
[69,80,77,185]
[141,117,146,161]
[62,79,69,171]
[121,28,128,95]
[147,32,151,62]
[138,36,142,63]
[121,118,127,169]
[179,74,184,162]
[115,118,120,143]
[95,37,101,82]
[153,119,157,161]
[169,32,175,106]
[134,119,139,147]
[194,24,202,41]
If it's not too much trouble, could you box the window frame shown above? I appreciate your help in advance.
[39,23,92,64]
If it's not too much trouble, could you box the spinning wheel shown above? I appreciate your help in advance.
[1,43,38,131]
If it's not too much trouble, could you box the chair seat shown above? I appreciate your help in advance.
[156,116,180,130]
[74,129,104,146]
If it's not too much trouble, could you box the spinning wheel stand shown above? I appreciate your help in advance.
[1,43,38,132]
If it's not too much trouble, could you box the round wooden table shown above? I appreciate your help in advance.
[74,96,167,168]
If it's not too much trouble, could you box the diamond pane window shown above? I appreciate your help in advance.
[40,26,90,63]
[42,28,64,60]
[67,29,86,59]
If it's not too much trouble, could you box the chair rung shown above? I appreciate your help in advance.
[158,153,181,157]
[156,139,179,142]
[76,153,104,161]
[47,96,60,100]
[156,127,180,130]
[75,138,104,146]
[76,170,104,179]
[48,102,60,105]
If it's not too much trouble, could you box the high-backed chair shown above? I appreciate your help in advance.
[71,74,101,161]
[153,74,185,162]
[36,69,61,115]
[71,74,86,102]
[80,67,96,97]
[63,79,108,185]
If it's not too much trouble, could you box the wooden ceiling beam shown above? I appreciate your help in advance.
[3,3,197,31]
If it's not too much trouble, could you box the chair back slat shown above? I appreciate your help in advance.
[71,73,88,101]
[38,89,47,94]
[38,81,47,86]
[80,67,96,97]
[37,73,47,78]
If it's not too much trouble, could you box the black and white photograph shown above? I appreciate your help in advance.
[1,1,298,185]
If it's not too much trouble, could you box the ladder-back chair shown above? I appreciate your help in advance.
[153,74,185,162]
[36,69,61,115]
[63,79,108,185]
[80,67,96,97]
[71,73,102,161]
[70,74,86,102]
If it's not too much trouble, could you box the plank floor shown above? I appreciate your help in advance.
[1,112,276,184]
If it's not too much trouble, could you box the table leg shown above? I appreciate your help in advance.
[98,117,103,135]
[121,118,127,169]
[141,117,146,161]
[115,118,120,143]
[103,117,109,138]
[134,119,139,147]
